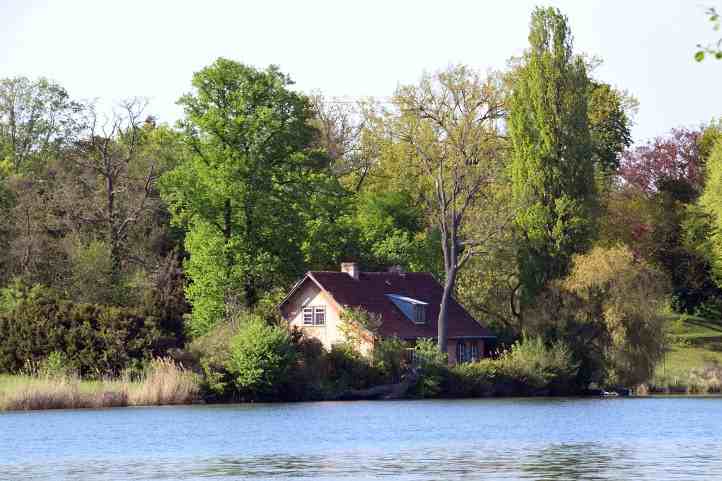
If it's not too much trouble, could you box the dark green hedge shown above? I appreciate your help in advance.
[0,288,161,377]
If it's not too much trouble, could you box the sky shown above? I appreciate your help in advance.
[1,0,720,144]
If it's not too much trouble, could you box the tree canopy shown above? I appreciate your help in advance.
[161,58,328,335]
[509,6,597,305]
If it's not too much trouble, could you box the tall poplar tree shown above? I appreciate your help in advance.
[509,7,596,307]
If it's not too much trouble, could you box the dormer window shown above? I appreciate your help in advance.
[413,304,426,324]
[387,294,428,325]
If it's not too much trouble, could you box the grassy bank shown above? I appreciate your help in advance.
[0,358,200,411]
[650,315,722,393]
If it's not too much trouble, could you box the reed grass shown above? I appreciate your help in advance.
[0,358,199,411]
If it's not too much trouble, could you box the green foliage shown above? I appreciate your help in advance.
[587,82,633,179]
[495,337,577,393]
[286,330,326,400]
[447,360,497,397]
[181,222,232,337]
[372,336,407,381]
[187,320,236,398]
[700,139,722,286]
[529,245,670,387]
[299,177,360,270]
[226,316,296,400]
[300,187,439,276]
[698,119,722,163]
[411,338,448,397]
[0,284,161,377]
[65,236,118,305]
[694,7,722,61]
[339,306,382,350]
[0,77,82,174]
[322,343,380,393]
[509,7,596,303]
[38,351,72,378]
[140,252,189,350]
[448,337,577,397]
[161,58,326,335]
[0,279,34,314]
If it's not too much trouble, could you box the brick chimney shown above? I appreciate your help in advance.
[341,262,359,280]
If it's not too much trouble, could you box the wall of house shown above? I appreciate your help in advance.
[283,282,374,355]
[284,282,341,350]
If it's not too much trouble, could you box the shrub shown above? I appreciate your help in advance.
[446,337,578,397]
[0,284,161,377]
[287,330,326,401]
[411,338,448,398]
[322,343,380,394]
[495,337,578,395]
[339,307,382,351]
[141,252,189,350]
[448,360,497,397]
[188,320,236,399]
[226,316,296,400]
[373,336,407,383]
[40,351,74,378]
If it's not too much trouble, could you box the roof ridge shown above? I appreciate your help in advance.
[309,270,432,275]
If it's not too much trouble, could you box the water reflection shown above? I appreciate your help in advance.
[3,399,722,480]
[521,443,630,480]
[4,445,722,481]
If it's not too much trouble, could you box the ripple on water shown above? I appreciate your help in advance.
[2,398,722,480]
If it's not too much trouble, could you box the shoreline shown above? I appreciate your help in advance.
[5,387,722,413]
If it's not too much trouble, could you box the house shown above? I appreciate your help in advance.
[279,262,496,364]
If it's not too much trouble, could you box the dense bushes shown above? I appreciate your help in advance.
[411,338,449,397]
[0,284,162,377]
[190,316,383,401]
[187,314,582,401]
[226,317,296,399]
[447,338,578,397]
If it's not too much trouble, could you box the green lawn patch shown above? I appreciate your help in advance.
[651,315,722,392]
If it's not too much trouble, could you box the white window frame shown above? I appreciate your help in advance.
[303,307,314,325]
[303,305,326,326]
[314,306,326,326]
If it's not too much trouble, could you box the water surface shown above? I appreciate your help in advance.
[2,397,722,480]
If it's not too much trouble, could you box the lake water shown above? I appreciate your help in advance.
[2,398,722,480]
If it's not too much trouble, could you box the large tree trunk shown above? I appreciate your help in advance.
[438,267,456,353]
[106,172,122,284]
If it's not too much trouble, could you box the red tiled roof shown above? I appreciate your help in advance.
[296,271,495,339]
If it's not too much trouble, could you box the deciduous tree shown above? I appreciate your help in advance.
[699,138,722,284]
[161,58,325,336]
[390,65,507,351]
[0,77,82,173]
[509,6,597,306]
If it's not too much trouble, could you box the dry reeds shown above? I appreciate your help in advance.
[0,376,128,411]
[128,358,199,405]
[0,358,199,411]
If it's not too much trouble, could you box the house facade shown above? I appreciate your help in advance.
[279,262,496,364]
